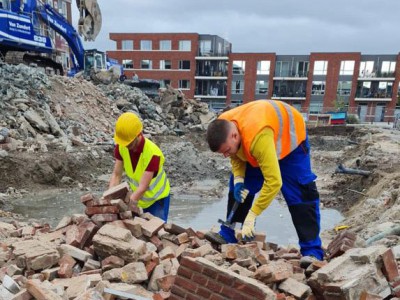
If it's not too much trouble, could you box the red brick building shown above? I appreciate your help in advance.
[107,33,400,122]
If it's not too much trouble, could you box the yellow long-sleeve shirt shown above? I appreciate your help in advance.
[231,127,282,216]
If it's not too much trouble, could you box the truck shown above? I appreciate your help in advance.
[0,0,118,79]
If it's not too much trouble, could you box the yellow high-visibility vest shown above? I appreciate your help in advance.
[119,138,170,208]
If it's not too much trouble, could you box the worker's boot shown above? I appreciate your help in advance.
[299,256,319,269]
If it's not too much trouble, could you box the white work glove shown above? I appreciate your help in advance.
[242,210,257,242]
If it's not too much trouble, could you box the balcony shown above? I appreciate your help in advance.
[358,71,396,81]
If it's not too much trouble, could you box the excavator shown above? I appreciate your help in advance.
[0,0,120,81]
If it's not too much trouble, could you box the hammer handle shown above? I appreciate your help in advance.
[226,201,239,223]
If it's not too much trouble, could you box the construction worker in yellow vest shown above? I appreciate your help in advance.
[109,112,171,221]
[206,100,323,268]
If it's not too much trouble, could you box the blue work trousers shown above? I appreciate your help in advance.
[143,195,170,222]
[227,136,324,260]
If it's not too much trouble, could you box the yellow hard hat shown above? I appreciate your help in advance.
[114,112,143,146]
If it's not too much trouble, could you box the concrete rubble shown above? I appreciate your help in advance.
[0,182,398,300]
[0,63,216,155]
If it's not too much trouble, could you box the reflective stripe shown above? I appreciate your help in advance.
[142,175,168,201]
[149,169,166,190]
[280,101,298,152]
[268,100,283,158]
[127,169,167,202]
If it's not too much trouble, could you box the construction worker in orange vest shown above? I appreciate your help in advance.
[206,100,323,268]
[109,112,171,221]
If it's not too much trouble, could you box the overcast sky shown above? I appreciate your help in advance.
[75,0,400,55]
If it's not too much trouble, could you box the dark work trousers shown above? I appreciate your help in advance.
[226,135,324,260]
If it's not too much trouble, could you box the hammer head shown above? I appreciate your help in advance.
[218,218,235,229]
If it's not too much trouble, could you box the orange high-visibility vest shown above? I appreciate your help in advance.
[219,100,306,167]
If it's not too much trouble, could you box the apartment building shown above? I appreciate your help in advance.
[108,33,400,122]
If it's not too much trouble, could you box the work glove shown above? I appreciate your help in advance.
[242,210,257,242]
[233,182,249,203]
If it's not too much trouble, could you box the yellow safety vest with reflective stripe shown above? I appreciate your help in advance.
[119,138,170,209]
[219,100,306,166]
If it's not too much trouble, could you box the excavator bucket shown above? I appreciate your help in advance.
[76,0,102,41]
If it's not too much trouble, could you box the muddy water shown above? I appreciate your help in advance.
[8,185,342,246]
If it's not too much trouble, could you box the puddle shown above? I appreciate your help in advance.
[7,188,343,246]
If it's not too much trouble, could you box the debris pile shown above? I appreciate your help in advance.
[0,182,399,299]
[0,63,216,156]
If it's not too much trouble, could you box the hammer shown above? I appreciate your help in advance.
[218,188,249,229]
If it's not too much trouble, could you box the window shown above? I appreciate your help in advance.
[231,80,244,94]
[275,61,290,77]
[121,40,133,50]
[179,40,191,51]
[159,40,171,50]
[296,61,309,77]
[140,40,152,50]
[179,80,190,89]
[255,80,268,94]
[179,60,190,70]
[122,59,133,69]
[160,80,171,88]
[311,81,326,95]
[257,61,270,75]
[313,61,328,75]
[337,81,352,95]
[309,103,323,114]
[381,61,396,77]
[359,61,375,77]
[340,61,355,75]
[141,60,152,69]
[232,61,245,75]
[378,81,393,97]
[160,60,171,70]
[199,40,212,55]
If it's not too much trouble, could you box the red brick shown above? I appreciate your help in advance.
[180,257,204,273]
[233,279,266,299]
[174,275,198,292]
[196,286,212,298]
[216,273,234,287]
[192,273,208,286]
[381,249,399,282]
[170,285,187,298]
[210,294,225,300]
[202,265,218,279]
[85,206,119,216]
[177,266,193,280]
[91,214,118,223]
[168,294,185,300]
[102,182,130,200]
[80,193,96,204]
[186,293,202,300]
[205,279,223,294]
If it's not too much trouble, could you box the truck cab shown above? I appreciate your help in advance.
[84,49,106,74]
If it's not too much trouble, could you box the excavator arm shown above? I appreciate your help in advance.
[76,0,102,41]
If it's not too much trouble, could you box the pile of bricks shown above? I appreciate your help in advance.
[0,182,398,299]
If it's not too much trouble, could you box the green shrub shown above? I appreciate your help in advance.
[346,114,359,124]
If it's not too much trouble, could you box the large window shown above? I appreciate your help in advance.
[159,40,171,50]
[313,61,328,75]
[337,81,352,95]
[311,81,326,95]
[381,61,396,77]
[140,40,152,50]
[257,61,270,75]
[232,61,245,75]
[121,40,133,50]
[255,80,268,94]
[122,59,133,69]
[179,80,190,89]
[179,40,191,51]
[378,81,393,97]
[359,61,375,77]
[309,102,323,114]
[160,60,171,70]
[340,61,355,75]
[275,61,290,77]
[231,80,244,94]
[199,40,212,55]
[141,60,152,69]
[179,60,191,70]
[296,61,309,77]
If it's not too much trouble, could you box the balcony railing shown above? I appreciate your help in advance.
[273,91,306,97]
[355,92,392,98]
[196,71,228,77]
